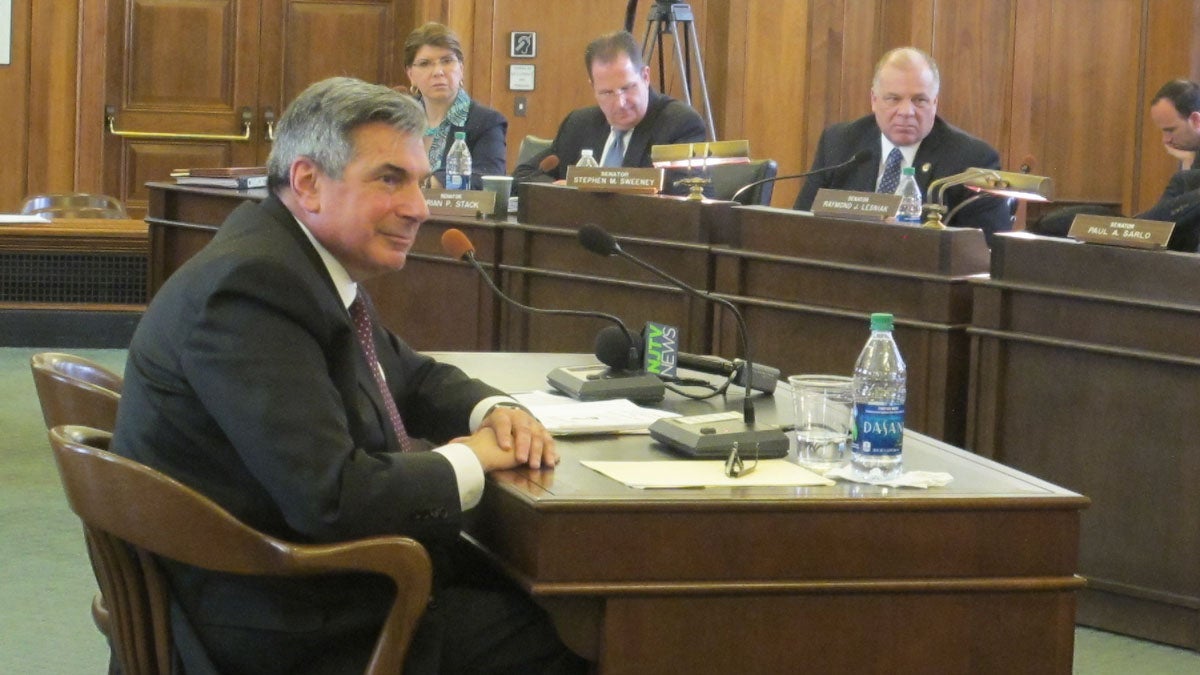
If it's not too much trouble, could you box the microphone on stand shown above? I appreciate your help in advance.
[730,149,874,204]
[439,229,665,402]
[577,224,789,459]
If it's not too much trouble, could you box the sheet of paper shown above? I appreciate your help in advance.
[0,214,51,223]
[512,392,679,435]
[582,460,836,488]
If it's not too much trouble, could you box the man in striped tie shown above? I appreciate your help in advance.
[793,47,1011,244]
[113,77,587,675]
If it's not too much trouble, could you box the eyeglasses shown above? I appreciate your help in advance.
[723,441,759,479]
[412,55,459,70]
[595,82,640,103]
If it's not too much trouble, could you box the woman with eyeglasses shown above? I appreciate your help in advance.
[402,22,507,190]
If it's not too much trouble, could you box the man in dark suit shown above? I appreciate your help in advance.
[794,47,1011,243]
[112,77,586,674]
[512,30,706,195]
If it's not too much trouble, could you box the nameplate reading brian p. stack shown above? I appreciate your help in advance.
[421,189,496,218]
[1067,213,1175,250]
[811,188,902,221]
[566,166,664,194]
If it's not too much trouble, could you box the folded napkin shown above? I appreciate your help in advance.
[825,465,953,489]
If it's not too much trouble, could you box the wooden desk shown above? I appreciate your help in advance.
[145,182,504,350]
[438,352,1087,674]
[713,207,989,446]
[0,218,148,306]
[968,232,1200,649]
[517,182,739,245]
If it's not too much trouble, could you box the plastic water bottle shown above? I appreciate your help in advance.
[896,166,923,224]
[577,149,599,167]
[445,131,471,190]
[851,313,906,481]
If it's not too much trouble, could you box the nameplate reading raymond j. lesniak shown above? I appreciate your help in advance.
[421,189,496,218]
[1067,213,1175,250]
[811,188,901,222]
[566,166,663,194]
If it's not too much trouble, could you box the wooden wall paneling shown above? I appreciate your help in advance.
[0,0,32,210]
[700,0,737,138]
[1134,0,1200,213]
[76,0,110,198]
[1040,0,1142,208]
[737,1,812,209]
[485,1,634,172]
[26,2,79,199]
[929,1,1016,171]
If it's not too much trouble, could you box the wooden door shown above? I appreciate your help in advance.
[101,0,265,217]
[258,0,411,121]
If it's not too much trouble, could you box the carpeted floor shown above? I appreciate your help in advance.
[2,346,1197,673]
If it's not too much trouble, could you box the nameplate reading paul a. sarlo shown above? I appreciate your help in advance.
[1067,213,1175,250]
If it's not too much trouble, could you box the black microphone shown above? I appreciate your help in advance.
[594,324,779,393]
[730,149,874,204]
[440,229,664,402]
[578,224,789,459]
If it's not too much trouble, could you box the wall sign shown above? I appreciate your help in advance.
[510,31,536,58]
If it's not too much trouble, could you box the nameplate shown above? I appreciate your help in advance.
[1067,213,1175,249]
[565,166,664,193]
[421,189,495,217]
[811,188,901,221]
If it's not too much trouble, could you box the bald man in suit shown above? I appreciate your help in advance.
[794,47,1011,244]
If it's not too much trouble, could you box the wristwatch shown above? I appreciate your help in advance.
[487,400,530,416]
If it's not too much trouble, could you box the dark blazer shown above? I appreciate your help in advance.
[1136,168,1200,251]
[431,98,508,190]
[512,90,706,196]
[1149,168,1200,205]
[112,195,503,674]
[794,114,1012,243]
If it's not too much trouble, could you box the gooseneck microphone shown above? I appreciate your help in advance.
[730,149,874,204]
[440,229,664,402]
[577,224,789,458]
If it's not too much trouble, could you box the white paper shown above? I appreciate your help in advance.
[582,459,835,489]
[0,214,51,223]
[512,392,678,435]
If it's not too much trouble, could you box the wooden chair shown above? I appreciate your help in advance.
[20,193,129,219]
[49,425,433,675]
[30,352,123,432]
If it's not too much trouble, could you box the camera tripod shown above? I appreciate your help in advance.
[641,1,716,140]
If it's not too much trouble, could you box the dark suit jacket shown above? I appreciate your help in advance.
[512,90,706,196]
[1136,168,1200,252]
[431,98,507,190]
[794,114,1012,243]
[112,195,503,674]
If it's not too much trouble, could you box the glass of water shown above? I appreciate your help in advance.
[788,375,853,474]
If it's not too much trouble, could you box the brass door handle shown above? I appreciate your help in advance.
[105,106,253,141]
[263,107,276,142]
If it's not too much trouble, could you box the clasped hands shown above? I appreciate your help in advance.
[455,406,558,471]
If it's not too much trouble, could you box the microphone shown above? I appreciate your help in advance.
[578,224,789,459]
[439,229,664,402]
[594,324,779,393]
[730,149,873,204]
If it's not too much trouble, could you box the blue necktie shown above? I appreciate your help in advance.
[877,147,903,194]
[602,130,627,167]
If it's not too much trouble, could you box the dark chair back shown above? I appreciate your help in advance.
[710,159,779,206]
[31,352,123,432]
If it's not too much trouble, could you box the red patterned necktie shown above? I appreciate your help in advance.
[349,291,414,452]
